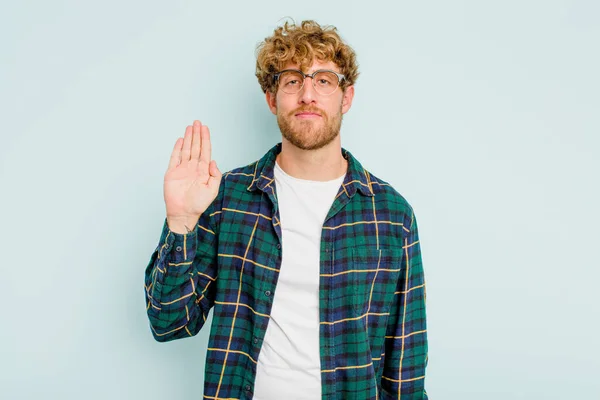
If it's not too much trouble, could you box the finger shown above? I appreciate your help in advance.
[208,160,222,188]
[191,120,201,161]
[168,137,183,169]
[181,125,193,162]
[200,125,211,164]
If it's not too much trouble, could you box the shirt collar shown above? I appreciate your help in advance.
[247,142,375,197]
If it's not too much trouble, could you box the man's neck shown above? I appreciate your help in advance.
[276,138,348,181]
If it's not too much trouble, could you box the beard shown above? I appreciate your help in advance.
[277,104,343,151]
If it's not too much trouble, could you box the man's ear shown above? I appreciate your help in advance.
[341,85,355,114]
[265,90,277,115]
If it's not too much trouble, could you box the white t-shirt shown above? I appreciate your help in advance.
[252,161,346,400]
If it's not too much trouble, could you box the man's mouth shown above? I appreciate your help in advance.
[295,112,322,119]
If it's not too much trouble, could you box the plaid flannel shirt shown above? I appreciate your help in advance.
[144,143,428,399]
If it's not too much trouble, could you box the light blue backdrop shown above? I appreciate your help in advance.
[1,0,598,399]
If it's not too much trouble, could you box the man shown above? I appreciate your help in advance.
[144,20,428,400]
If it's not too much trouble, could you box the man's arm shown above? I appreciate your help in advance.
[380,209,428,399]
[143,202,220,342]
[144,120,222,342]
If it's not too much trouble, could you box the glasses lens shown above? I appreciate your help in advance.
[313,71,339,95]
[279,71,304,94]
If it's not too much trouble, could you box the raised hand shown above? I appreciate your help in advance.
[163,120,222,234]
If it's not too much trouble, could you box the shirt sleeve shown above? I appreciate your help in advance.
[143,192,221,343]
[380,209,428,399]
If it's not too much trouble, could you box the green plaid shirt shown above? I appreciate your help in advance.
[144,143,428,399]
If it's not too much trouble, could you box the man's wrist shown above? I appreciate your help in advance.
[166,215,200,235]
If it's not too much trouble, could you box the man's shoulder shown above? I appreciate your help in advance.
[220,161,260,190]
[218,144,278,191]
[366,169,415,215]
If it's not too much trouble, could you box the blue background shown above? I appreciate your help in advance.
[1,1,598,398]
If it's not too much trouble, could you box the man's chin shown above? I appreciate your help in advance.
[282,131,338,151]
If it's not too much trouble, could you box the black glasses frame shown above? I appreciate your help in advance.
[273,69,346,95]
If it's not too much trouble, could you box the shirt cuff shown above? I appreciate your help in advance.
[156,218,198,278]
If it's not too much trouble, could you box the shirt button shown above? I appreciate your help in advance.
[245,384,251,391]
[276,243,281,249]
[264,290,271,297]
[253,337,259,344]
[175,246,182,252]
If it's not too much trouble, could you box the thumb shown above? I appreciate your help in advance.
[208,160,222,187]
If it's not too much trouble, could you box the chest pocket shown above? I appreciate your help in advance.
[351,247,403,315]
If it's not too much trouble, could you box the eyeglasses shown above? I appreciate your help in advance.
[273,69,346,96]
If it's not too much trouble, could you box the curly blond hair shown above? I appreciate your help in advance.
[255,20,359,93]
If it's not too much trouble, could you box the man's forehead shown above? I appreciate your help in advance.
[282,59,340,73]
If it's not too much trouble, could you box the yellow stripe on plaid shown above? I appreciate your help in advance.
[320,268,401,278]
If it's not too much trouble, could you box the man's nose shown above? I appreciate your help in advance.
[298,77,317,103]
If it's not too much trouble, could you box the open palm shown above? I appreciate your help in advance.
[164,121,222,222]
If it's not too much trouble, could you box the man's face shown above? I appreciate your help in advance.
[266,60,355,151]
